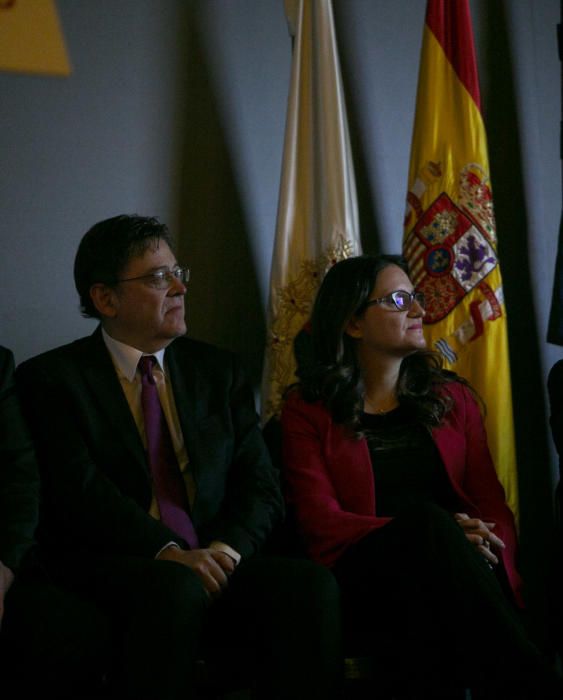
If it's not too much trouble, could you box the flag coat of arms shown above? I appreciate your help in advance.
[404,0,518,518]
[261,0,361,423]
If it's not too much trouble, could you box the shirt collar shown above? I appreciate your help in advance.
[101,327,166,382]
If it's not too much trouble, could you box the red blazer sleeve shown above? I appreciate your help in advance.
[282,383,523,606]
[281,391,390,567]
[433,382,523,606]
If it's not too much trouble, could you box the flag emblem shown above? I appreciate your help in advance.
[406,189,498,324]
[403,0,518,521]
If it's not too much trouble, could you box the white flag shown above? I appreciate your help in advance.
[261,0,361,423]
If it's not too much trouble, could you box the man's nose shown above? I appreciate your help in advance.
[169,276,187,295]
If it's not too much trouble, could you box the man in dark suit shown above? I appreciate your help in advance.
[17,215,341,699]
[0,346,37,623]
[1,345,111,696]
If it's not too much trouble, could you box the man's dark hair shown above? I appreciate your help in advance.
[74,214,173,319]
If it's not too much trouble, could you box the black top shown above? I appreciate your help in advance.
[361,406,460,517]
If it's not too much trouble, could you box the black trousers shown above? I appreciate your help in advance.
[1,561,113,698]
[332,502,563,699]
[21,551,342,700]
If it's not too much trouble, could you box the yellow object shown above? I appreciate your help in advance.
[0,0,71,76]
[261,0,360,423]
[404,2,518,522]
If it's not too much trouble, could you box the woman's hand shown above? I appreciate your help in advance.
[454,512,505,566]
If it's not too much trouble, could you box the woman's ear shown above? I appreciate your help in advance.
[345,315,363,339]
[89,283,119,319]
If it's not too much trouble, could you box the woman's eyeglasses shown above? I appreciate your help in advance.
[362,290,426,312]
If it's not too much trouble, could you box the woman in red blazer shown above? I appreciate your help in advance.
[281,255,562,698]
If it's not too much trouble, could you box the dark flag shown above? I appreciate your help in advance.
[548,220,563,345]
[547,15,563,346]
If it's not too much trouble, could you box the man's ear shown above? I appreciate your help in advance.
[90,283,119,319]
[345,316,363,339]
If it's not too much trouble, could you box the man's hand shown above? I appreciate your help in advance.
[0,560,15,627]
[454,512,505,566]
[156,546,235,598]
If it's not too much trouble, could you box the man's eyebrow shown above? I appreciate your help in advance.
[145,264,179,274]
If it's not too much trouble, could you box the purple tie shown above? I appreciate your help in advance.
[138,355,199,549]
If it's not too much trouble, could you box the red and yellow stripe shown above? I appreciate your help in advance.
[404,0,518,520]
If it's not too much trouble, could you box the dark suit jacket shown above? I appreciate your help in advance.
[548,359,563,464]
[16,329,283,562]
[0,346,39,570]
[548,360,563,529]
[281,381,523,606]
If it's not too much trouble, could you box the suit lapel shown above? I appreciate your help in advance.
[82,328,148,472]
[165,340,205,493]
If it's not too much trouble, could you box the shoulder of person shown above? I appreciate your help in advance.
[0,345,14,363]
[0,346,15,374]
[167,337,253,391]
[548,358,563,380]
[435,374,481,415]
[548,359,563,399]
[0,346,15,395]
[281,386,330,421]
[168,335,236,366]
[16,334,94,376]
[434,372,468,397]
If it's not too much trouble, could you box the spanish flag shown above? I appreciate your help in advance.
[404,0,518,519]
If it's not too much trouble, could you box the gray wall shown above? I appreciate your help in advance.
[1,0,561,637]
[1,1,191,358]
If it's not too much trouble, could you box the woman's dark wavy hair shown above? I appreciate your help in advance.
[296,254,472,436]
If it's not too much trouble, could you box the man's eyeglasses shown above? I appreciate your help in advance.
[362,290,426,312]
[117,267,190,290]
